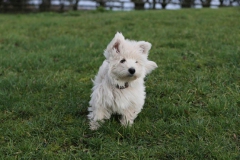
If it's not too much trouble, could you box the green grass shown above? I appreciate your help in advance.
[0,8,240,159]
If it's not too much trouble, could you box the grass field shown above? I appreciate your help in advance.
[0,8,240,159]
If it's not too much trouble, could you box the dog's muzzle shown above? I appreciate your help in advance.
[116,82,129,89]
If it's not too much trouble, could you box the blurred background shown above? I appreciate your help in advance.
[0,0,239,12]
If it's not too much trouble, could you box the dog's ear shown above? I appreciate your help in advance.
[145,60,157,75]
[138,41,152,55]
[104,32,125,59]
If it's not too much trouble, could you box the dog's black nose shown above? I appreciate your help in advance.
[128,68,135,74]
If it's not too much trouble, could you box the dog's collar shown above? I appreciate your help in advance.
[116,82,129,89]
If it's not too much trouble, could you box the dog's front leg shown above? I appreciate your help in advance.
[120,107,141,127]
[88,106,111,130]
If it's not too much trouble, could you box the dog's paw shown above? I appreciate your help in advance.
[89,120,100,130]
[89,120,105,130]
[120,116,133,127]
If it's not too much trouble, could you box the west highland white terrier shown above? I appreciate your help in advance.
[88,32,157,130]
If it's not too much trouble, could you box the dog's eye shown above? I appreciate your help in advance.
[120,59,126,63]
[136,61,138,63]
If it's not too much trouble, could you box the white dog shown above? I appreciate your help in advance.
[88,32,157,130]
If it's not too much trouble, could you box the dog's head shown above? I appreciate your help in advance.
[104,32,157,83]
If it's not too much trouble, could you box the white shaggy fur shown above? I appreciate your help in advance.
[88,32,157,130]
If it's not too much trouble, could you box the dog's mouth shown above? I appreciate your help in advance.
[127,74,138,80]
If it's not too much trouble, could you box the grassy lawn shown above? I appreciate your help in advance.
[0,8,240,159]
